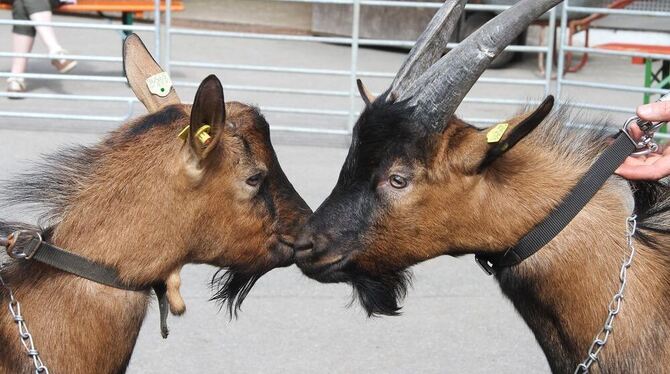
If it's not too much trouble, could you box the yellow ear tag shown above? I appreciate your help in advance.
[195,125,212,146]
[487,123,509,144]
[178,125,190,141]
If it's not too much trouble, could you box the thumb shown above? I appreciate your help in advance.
[637,101,670,122]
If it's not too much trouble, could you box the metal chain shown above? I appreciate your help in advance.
[574,215,637,374]
[0,262,49,374]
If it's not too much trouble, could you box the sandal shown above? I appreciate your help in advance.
[6,78,26,99]
[51,50,78,74]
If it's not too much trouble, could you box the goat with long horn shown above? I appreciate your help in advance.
[294,0,670,372]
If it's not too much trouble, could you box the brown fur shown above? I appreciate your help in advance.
[0,97,309,373]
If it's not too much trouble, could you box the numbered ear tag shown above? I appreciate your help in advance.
[487,123,509,144]
[146,72,173,98]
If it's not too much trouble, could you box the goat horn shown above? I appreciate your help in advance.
[400,0,563,132]
[389,0,466,99]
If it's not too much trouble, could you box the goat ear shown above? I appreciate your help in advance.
[188,75,226,160]
[476,95,554,173]
[357,79,376,107]
[123,34,180,113]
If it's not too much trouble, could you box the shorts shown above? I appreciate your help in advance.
[12,0,61,37]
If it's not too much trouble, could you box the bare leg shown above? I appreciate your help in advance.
[29,11,62,54]
[10,32,35,75]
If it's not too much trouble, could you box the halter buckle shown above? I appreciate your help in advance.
[475,255,496,276]
[4,231,42,260]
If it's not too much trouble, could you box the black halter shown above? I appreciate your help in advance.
[1,230,170,338]
[475,131,637,274]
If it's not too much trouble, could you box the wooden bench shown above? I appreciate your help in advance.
[1,0,184,33]
[596,43,670,104]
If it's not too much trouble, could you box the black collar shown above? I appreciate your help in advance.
[475,131,637,275]
[2,230,170,338]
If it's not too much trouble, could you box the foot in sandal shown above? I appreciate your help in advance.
[6,77,26,99]
[51,49,77,74]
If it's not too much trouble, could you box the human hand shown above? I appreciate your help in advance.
[615,101,670,180]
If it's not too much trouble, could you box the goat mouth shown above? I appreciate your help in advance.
[271,242,295,268]
[297,253,351,283]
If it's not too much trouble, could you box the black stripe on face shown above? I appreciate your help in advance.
[260,181,277,220]
[240,134,276,220]
[241,137,253,160]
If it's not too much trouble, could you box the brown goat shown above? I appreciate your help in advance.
[294,0,670,372]
[0,35,310,373]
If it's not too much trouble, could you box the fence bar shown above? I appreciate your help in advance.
[174,81,350,97]
[561,80,670,95]
[348,0,361,132]
[0,92,136,102]
[0,111,129,122]
[154,0,161,63]
[0,19,155,31]
[566,6,670,18]
[556,0,569,102]
[544,7,557,96]
[269,126,351,135]
[0,52,121,63]
[0,72,126,83]
[564,102,636,114]
[171,61,353,76]
[165,0,173,74]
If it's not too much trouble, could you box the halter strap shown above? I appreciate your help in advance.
[2,230,171,338]
[475,132,637,274]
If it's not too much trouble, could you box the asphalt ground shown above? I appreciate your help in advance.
[0,8,660,374]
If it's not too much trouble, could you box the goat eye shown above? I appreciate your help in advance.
[389,175,408,189]
[246,173,264,187]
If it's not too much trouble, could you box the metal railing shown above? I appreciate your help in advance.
[0,0,162,123]
[164,0,555,133]
[0,0,668,136]
[557,0,670,115]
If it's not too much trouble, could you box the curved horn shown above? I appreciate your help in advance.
[388,0,467,99]
[400,0,563,132]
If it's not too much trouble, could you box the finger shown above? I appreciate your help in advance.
[637,101,670,122]
[627,124,644,140]
[615,164,666,180]
[619,156,648,167]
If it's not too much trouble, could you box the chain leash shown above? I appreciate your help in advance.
[574,215,637,374]
[0,262,49,374]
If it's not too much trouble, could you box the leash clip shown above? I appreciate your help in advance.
[622,116,663,156]
[4,231,42,260]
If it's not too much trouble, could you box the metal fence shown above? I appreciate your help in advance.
[0,0,668,136]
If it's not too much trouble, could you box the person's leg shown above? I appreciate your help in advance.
[29,11,62,54]
[24,0,76,73]
[11,32,35,75]
[9,0,36,94]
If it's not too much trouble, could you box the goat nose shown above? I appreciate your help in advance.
[293,231,314,253]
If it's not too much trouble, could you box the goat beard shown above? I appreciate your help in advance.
[349,269,412,317]
[210,267,270,318]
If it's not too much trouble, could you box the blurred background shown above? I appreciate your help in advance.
[0,0,669,372]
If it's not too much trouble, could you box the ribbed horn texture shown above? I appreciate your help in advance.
[388,0,467,99]
[400,0,563,132]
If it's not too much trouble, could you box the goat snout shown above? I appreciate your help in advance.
[293,230,314,260]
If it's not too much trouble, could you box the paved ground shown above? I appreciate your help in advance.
[0,5,665,373]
